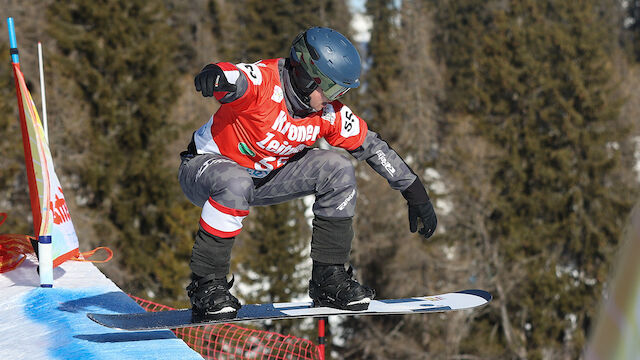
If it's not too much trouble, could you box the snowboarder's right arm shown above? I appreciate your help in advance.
[194,63,249,105]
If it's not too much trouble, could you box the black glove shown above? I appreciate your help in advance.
[194,64,237,97]
[401,178,437,239]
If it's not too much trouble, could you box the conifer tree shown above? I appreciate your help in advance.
[348,0,404,311]
[237,0,353,61]
[364,0,404,139]
[433,0,638,357]
[46,0,192,303]
[623,0,640,61]
[342,1,450,358]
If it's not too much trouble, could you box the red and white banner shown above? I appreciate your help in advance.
[12,63,79,267]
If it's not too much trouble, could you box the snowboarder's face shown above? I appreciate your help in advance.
[309,88,329,112]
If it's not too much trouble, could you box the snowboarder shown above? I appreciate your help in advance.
[179,27,437,321]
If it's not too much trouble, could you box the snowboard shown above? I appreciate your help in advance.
[88,289,491,331]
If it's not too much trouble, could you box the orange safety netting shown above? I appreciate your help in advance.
[0,213,35,273]
[129,295,322,360]
[72,247,114,264]
[0,213,113,272]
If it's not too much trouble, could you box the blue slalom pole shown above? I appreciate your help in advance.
[7,17,55,287]
[7,17,20,64]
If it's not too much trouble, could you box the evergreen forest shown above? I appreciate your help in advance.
[1,0,639,358]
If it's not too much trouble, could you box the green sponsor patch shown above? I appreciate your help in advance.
[238,142,256,157]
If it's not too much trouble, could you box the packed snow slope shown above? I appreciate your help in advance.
[0,257,203,360]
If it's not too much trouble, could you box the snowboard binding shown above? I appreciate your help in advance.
[187,273,241,322]
[309,264,375,311]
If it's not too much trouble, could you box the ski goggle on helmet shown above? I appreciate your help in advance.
[289,27,361,101]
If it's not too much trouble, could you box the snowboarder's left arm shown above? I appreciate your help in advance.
[321,102,437,238]
[348,130,437,239]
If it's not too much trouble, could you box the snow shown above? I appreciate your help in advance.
[351,13,373,43]
[349,0,366,13]
[423,167,454,216]
[349,0,372,43]
[0,256,203,360]
[555,263,598,287]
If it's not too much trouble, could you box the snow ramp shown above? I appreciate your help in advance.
[0,257,203,360]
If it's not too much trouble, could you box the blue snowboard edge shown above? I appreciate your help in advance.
[455,289,492,301]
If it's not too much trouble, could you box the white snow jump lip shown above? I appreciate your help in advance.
[88,289,492,331]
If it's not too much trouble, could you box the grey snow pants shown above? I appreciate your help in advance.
[178,148,357,277]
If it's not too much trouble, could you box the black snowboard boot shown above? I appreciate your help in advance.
[309,263,375,311]
[187,273,241,322]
